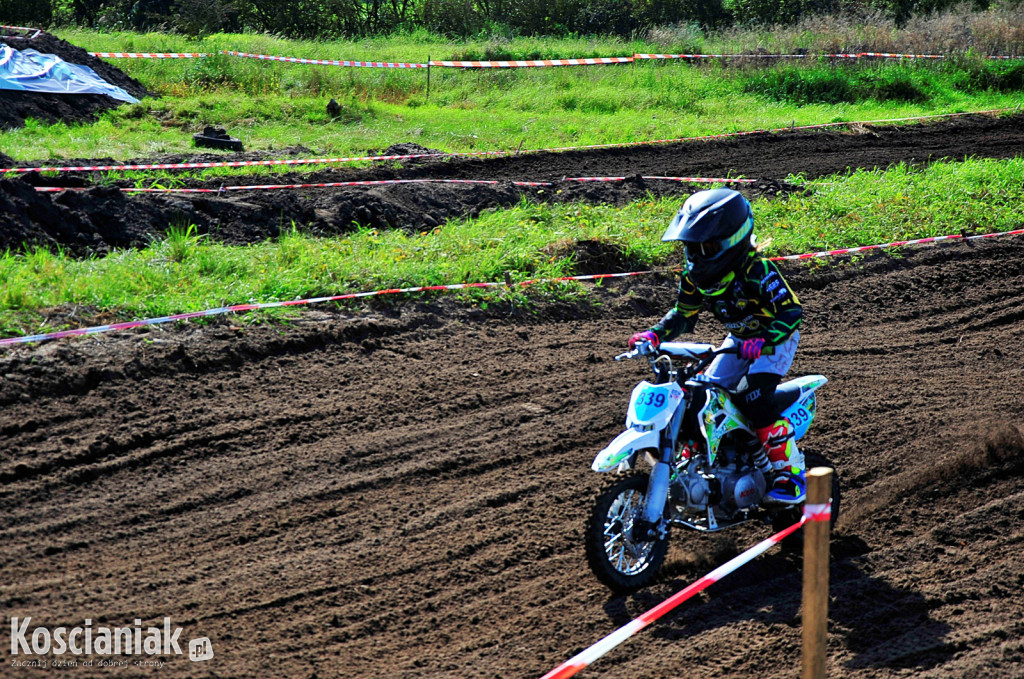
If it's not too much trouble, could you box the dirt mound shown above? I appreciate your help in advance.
[2,237,1023,677]
[0,31,153,130]
[540,237,652,274]
[4,112,1022,257]
[378,142,447,162]
[0,178,183,256]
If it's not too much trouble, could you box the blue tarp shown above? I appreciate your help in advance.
[0,44,138,103]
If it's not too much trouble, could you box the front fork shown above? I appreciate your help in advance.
[637,396,687,541]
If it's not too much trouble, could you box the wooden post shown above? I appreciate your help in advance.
[802,467,833,679]
[426,55,431,101]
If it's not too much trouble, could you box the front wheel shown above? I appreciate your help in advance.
[585,474,669,592]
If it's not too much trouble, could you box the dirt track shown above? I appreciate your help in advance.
[4,111,1024,256]
[3,111,1024,677]
[2,231,1024,677]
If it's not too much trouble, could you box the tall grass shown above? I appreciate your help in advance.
[2,157,1023,337]
[646,3,1024,56]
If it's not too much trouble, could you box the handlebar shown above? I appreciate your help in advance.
[615,341,739,363]
[614,341,656,362]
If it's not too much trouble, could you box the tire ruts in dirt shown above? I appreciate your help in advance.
[2,237,1023,677]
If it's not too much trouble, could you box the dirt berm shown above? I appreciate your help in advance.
[2,235,1023,677]
[3,111,1024,256]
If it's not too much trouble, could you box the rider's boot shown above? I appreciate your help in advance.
[755,418,806,505]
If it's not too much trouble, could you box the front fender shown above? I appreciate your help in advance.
[591,428,660,472]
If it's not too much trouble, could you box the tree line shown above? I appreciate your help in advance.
[0,0,1003,39]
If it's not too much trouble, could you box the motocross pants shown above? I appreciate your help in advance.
[700,332,804,475]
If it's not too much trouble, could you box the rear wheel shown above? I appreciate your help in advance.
[772,451,841,553]
[585,474,669,592]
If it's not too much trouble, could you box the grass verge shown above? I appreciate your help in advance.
[2,157,1023,340]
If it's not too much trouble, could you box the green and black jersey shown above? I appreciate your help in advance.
[651,256,802,350]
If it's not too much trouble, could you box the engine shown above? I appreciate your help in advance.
[678,466,767,514]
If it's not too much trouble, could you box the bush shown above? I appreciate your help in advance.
[635,0,731,29]
[730,0,843,26]
[418,0,485,36]
[575,0,638,35]
[942,53,1024,91]
[744,66,854,102]
[13,0,1024,40]
[867,68,927,100]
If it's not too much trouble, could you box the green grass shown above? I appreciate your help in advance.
[744,58,1024,105]
[1,28,1022,168]
[3,157,1023,339]
[757,159,1024,252]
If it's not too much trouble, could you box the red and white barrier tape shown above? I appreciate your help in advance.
[3,228,1022,348]
[84,49,1022,63]
[2,107,1016,176]
[32,178,534,193]
[804,502,832,522]
[220,50,427,68]
[539,517,808,679]
[88,52,209,59]
[0,270,649,347]
[637,51,1019,60]
[768,228,1024,261]
[5,29,1020,62]
[428,57,634,68]
[637,51,1018,60]
[30,175,754,193]
[0,151,450,175]
[857,51,942,59]
[636,53,809,60]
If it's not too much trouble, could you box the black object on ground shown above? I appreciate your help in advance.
[193,126,244,151]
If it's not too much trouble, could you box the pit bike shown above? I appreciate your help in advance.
[584,340,840,591]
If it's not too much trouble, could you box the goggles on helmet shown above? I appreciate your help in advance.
[684,240,723,260]
[682,215,753,263]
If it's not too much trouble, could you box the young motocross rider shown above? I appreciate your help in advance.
[628,188,806,505]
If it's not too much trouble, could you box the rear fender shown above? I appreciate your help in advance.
[780,375,827,440]
[591,428,660,472]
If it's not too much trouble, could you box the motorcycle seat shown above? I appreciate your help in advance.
[693,376,806,413]
[774,381,803,412]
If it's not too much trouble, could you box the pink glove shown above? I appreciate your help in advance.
[628,330,660,350]
[739,337,765,360]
